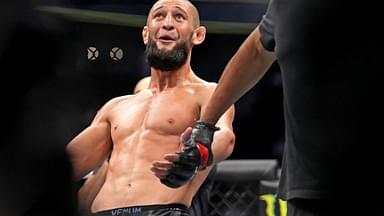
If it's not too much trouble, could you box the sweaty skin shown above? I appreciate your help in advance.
[69,78,234,212]
[67,0,235,213]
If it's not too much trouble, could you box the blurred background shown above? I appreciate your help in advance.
[1,0,283,214]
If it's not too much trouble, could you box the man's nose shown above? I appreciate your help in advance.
[162,15,175,30]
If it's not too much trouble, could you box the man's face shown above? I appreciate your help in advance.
[143,0,199,71]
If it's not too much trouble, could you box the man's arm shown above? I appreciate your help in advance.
[201,26,276,125]
[66,106,113,180]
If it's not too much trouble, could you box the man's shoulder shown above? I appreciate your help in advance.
[102,95,134,109]
[195,81,217,92]
[190,76,216,87]
[193,76,216,85]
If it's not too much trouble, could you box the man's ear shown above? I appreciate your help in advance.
[142,26,149,45]
[192,26,206,45]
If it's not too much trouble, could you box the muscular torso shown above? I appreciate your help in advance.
[92,84,213,212]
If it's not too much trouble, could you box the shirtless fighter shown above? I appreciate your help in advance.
[66,0,235,215]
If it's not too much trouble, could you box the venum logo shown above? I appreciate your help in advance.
[111,207,142,215]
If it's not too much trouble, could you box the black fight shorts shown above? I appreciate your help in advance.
[92,203,190,216]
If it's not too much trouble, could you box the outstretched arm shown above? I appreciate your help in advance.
[201,26,276,125]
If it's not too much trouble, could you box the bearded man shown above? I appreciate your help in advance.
[66,1,236,215]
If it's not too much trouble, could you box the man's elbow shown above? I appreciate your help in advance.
[65,140,76,158]
[65,143,83,180]
[227,131,236,156]
[222,129,236,159]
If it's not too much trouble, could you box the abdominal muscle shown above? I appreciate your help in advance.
[91,131,201,213]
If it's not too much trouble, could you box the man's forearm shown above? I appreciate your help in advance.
[201,26,276,124]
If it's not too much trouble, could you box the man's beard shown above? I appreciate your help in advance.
[144,37,190,71]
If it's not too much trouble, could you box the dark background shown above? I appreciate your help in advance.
[1,0,283,214]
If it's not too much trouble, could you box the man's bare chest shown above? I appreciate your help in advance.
[109,92,200,137]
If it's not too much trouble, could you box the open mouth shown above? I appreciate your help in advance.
[159,35,175,42]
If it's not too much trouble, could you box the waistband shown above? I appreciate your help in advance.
[93,203,189,216]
